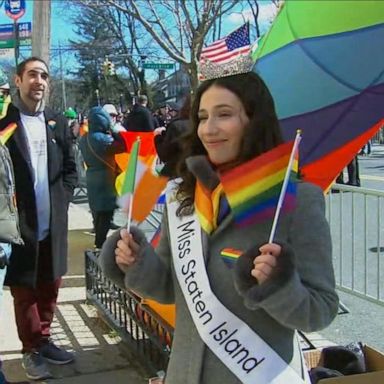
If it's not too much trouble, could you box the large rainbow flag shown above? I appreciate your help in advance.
[253,0,384,190]
[220,141,298,228]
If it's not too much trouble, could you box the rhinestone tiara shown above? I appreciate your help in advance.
[198,52,255,81]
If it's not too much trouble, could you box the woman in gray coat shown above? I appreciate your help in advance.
[100,72,339,383]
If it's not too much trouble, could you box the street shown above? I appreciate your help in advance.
[319,143,384,352]
[355,144,384,191]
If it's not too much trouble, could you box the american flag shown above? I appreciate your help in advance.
[200,23,250,64]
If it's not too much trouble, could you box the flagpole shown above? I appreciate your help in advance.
[126,138,141,233]
[268,130,302,244]
[126,193,134,233]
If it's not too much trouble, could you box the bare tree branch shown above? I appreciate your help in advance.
[146,0,181,54]
[106,0,188,63]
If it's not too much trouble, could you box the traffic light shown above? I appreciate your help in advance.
[102,59,115,76]
[107,61,115,76]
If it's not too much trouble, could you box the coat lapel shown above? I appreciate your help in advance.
[13,120,34,181]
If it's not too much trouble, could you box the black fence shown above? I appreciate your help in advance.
[73,143,88,203]
[85,250,173,374]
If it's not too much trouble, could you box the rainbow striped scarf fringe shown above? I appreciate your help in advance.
[0,123,17,145]
[194,181,223,234]
[220,141,298,228]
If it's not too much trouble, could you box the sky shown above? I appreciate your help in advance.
[0,0,276,78]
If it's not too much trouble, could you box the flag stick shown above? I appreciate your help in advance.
[268,130,302,243]
[126,193,134,233]
[125,138,141,232]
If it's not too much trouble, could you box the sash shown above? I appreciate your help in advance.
[166,190,307,384]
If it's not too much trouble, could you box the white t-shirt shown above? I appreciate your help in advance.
[21,113,50,240]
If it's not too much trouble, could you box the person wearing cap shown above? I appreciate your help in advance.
[153,104,169,128]
[103,103,125,132]
[64,107,80,141]
[167,101,181,120]
[123,95,155,132]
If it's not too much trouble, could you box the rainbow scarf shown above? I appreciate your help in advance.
[194,181,224,234]
[220,141,298,228]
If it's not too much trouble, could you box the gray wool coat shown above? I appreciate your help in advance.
[100,182,339,384]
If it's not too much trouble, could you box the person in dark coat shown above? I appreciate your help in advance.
[335,155,360,187]
[153,104,169,128]
[79,107,126,250]
[123,95,155,132]
[154,96,191,178]
[0,57,77,380]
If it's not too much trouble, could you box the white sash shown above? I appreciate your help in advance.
[166,191,307,384]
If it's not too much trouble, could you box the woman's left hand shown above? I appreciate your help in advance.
[251,243,282,284]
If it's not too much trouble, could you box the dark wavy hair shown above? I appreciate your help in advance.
[175,72,283,215]
[16,56,49,77]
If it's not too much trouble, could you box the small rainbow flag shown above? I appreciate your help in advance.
[220,248,242,269]
[220,140,299,228]
[0,122,17,145]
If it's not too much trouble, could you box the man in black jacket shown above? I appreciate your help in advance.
[0,57,77,381]
[124,94,155,132]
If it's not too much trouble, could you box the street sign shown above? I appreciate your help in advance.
[17,21,31,45]
[142,63,174,70]
[0,48,14,59]
[0,22,32,48]
[4,0,26,21]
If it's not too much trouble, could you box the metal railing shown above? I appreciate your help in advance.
[85,250,172,374]
[326,184,384,306]
[73,143,88,202]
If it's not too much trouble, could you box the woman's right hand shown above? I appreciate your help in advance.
[115,228,140,271]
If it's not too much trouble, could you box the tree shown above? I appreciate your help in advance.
[78,0,238,92]
[67,6,134,110]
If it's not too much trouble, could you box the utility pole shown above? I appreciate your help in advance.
[58,42,67,111]
[32,0,51,66]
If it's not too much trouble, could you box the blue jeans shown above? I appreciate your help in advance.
[0,242,11,384]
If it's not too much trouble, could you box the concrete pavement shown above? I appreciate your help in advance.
[0,204,149,383]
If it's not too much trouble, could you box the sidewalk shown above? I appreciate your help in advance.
[0,203,149,383]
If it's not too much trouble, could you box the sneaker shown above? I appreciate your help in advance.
[21,351,52,381]
[39,341,74,365]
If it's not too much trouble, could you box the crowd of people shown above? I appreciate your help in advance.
[0,50,342,384]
